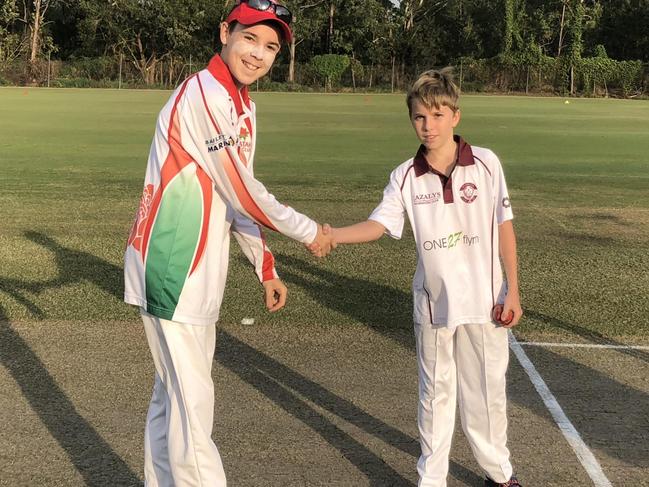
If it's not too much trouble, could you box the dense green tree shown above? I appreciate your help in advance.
[0,0,21,67]
[74,0,224,84]
[0,0,645,91]
[589,0,648,61]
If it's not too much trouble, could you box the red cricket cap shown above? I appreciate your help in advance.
[225,3,292,44]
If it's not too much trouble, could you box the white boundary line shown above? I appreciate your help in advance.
[508,331,613,487]
[517,341,649,350]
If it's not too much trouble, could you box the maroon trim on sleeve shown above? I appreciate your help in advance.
[473,155,492,177]
[490,203,496,308]
[422,284,434,325]
[400,164,415,192]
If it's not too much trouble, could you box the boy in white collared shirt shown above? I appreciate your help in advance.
[323,69,523,487]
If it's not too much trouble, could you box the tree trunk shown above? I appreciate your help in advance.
[29,0,42,64]
[351,52,356,91]
[557,2,566,57]
[288,37,296,83]
[328,2,335,53]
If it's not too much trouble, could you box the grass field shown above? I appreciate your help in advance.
[1,87,649,486]
[1,87,648,339]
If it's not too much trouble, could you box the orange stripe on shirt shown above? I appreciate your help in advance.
[189,166,213,275]
[142,75,201,262]
[196,74,278,232]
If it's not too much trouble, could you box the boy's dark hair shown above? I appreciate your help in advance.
[407,68,460,116]
[225,19,285,42]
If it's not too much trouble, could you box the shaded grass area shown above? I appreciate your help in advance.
[0,87,648,340]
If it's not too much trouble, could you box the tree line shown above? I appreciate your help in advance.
[0,0,647,96]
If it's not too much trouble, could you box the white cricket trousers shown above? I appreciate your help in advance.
[414,322,513,487]
[141,309,227,487]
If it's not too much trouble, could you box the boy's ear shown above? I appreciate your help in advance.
[452,109,461,127]
[219,22,230,46]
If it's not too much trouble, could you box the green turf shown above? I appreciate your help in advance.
[1,87,648,340]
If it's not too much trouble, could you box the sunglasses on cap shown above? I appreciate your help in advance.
[236,0,292,25]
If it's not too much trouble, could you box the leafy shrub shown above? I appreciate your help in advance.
[309,54,350,91]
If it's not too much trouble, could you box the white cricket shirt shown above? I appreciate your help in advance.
[124,55,317,325]
[369,136,514,328]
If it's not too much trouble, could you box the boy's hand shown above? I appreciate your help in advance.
[262,278,287,312]
[492,294,523,328]
[306,223,337,257]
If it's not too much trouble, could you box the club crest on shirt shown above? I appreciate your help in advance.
[502,196,511,208]
[413,192,441,205]
[238,126,252,154]
[459,182,478,203]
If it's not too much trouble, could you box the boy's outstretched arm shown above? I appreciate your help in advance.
[327,220,386,244]
[497,220,523,328]
[307,220,385,255]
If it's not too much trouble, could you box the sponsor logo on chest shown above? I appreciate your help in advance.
[203,125,253,155]
[205,134,236,153]
[422,231,480,251]
[413,192,442,205]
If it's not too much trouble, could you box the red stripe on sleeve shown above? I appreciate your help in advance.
[259,228,276,282]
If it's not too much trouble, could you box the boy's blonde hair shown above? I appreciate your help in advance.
[407,67,460,116]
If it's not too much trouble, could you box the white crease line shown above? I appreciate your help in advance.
[509,331,613,487]
[517,341,649,350]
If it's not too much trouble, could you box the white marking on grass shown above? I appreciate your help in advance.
[517,341,649,350]
[509,331,613,487]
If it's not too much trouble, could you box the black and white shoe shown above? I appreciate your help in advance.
[484,476,522,487]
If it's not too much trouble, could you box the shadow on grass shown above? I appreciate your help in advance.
[217,331,421,486]
[552,229,618,246]
[525,309,649,364]
[0,231,123,317]
[571,212,630,225]
[523,346,649,469]
[0,305,142,486]
[8,234,645,481]
[0,233,445,485]
[275,254,649,472]
[275,254,415,351]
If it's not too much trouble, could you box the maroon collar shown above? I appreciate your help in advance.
[206,54,251,117]
[413,135,474,177]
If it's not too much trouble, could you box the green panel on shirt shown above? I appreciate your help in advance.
[145,167,202,319]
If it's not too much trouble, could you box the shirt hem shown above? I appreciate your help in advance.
[124,293,220,326]
[414,315,494,328]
